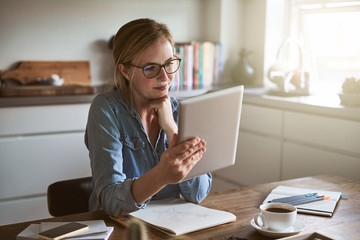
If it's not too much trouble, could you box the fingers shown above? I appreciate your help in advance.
[168,137,206,168]
[158,137,207,183]
[183,145,206,167]
[183,140,206,160]
[172,137,206,156]
[148,95,169,114]
[165,137,207,164]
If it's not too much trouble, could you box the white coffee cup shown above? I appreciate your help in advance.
[255,202,297,232]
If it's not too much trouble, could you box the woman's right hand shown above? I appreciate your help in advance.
[157,134,207,184]
[131,134,206,205]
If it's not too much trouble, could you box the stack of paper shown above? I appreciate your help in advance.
[263,186,342,216]
[17,220,113,240]
[127,198,236,236]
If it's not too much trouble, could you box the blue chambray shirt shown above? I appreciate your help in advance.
[85,89,212,217]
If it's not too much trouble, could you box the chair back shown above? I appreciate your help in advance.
[47,177,92,217]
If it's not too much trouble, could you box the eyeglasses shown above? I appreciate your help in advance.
[129,58,181,79]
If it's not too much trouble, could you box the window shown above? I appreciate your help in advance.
[293,0,360,93]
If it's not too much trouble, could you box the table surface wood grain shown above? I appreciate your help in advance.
[1,175,359,240]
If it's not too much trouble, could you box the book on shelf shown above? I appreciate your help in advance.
[112,198,236,236]
[173,41,223,93]
[263,186,342,216]
[193,41,200,90]
[184,44,194,90]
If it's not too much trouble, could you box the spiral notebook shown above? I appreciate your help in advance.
[263,186,342,216]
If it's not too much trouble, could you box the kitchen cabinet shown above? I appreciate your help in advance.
[0,104,91,225]
[214,131,282,186]
[282,142,360,181]
[214,102,360,187]
[283,111,360,155]
[214,104,283,186]
[282,111,360,181]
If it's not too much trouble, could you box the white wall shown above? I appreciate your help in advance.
[0,0,252,86]
[0,0,209,86]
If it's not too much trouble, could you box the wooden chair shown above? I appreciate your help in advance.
[47,177,93,217]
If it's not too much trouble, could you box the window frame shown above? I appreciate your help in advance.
[291,0,360,93]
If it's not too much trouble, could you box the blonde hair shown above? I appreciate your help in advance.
[112,18,175,104]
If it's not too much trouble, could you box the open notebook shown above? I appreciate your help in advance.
[263,186,342,216]
[114,198,236,236]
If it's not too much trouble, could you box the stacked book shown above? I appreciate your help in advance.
[172,41,224,92]
[17,220,113,240]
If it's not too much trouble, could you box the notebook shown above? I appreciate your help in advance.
[178,86,244,180]
[127,198,236,236]
[263,186,342,216]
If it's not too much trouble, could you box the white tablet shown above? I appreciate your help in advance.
[178,85,244,180]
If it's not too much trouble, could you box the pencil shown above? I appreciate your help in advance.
[109,215,129,228]
[268,193,317,203]
[285,196,324,206]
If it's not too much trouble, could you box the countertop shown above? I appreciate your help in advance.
[0,94,95,107]
[243,88,360,122]
[1,87,359,121]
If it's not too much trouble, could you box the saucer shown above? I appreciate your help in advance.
[250,218,306,238]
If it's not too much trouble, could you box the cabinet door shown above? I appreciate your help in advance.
[0,104,90,136]
[282,142,360,181]
[0,132,91,200]
[0,196,50,226]
[284,111,360,155]
[240,104,282,137]
[214,131,282,186]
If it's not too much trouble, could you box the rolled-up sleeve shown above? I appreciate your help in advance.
[85,95,146,216]
[178,173,212,203]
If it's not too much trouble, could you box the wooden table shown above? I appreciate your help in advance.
[1,175,359,240]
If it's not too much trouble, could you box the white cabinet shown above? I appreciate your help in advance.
[215,131,282,186]
[283,111,360,155]
[239,104,283,137]
[282,111,360,181]
[282,142,360,181]
[0,104,91,226]
[214,104,283,186]
[214,103,360,188]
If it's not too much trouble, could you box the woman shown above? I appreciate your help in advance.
[85,18,212,217]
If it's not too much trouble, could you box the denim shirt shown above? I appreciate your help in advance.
[85,89,212,217]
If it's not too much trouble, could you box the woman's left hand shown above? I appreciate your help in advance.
[148,95,178,143]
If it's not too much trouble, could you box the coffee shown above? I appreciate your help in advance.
[266,207,293,213]
[256,203,297,232]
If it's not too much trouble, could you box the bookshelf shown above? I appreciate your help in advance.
[170,41,224,98]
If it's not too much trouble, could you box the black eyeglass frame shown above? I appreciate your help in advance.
[128,57,181,79]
